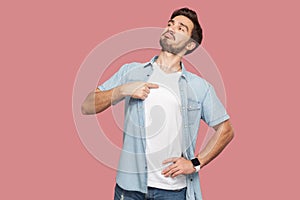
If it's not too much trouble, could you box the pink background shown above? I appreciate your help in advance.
[1,0,299,199]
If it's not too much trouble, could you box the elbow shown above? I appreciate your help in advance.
[226,126,235,142]
[81,90,100,115]
[81,103,89,115]
[81,102,94,115]
[219,122,234,143]
[224,120,234,142]
[81,101,100,115]
[216,120,235,142]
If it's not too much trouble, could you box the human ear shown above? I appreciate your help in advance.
[186,41,196,51]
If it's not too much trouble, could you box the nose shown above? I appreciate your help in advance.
[167,24,175,33]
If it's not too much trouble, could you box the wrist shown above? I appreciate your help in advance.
[196,154,206,168]
[115,85,127,98]
[112,86,125,104]
[191,158,201,173]
[194,165,201,172]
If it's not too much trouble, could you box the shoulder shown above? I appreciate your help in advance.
[185,71,212,90]
[184,70,217,102]
[120,56,156,73]
[121,61,149,72]
[113,62,148,79]
[117,61,150,81]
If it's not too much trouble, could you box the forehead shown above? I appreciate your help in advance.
[171,15,194,34]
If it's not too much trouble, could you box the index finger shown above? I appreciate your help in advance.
[146,83,159,89]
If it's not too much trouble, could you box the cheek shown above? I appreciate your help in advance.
[176,32,189,40]
[175,33,190,44]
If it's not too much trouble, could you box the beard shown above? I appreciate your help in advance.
[159,36,189,55]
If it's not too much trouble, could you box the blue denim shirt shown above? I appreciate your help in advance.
[99,56,230,200]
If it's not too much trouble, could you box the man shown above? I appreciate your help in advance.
[81,7,234,200]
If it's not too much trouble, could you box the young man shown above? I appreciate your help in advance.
[82,7,234,200]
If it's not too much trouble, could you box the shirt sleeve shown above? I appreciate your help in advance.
[201,85,230,127]
[98,64,129,91]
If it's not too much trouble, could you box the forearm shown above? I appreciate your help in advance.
[81,86,124,115]
[197,121,234,168]
[81,82,159,115]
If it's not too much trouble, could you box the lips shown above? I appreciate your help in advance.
[163,31,175,40]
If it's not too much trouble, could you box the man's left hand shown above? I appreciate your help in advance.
[161,157,196,178]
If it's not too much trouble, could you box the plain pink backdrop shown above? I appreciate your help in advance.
[1,0,299,199]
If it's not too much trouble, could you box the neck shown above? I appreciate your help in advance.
[156,51,182,73]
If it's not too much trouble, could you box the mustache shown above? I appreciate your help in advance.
[162,31,175,40]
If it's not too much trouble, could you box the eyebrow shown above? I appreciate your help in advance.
[168,19,189,32]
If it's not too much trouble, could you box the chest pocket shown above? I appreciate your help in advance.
[187,99,201,125]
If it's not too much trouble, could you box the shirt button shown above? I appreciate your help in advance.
[190,179,193,181]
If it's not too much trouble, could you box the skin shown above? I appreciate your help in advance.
[161,120,234,177]
[81,15,234,178]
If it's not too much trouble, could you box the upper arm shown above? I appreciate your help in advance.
[201,85,230,127]
[213,119,234,138]
[213,119,229,130]
[98,64,129,91]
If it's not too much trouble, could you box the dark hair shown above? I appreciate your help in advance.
[171,7,203,54]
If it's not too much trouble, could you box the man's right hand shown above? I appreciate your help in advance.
[117,82,159,100]
[82,82,159,115]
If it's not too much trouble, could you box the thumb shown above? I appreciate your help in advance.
[146,83,159,89]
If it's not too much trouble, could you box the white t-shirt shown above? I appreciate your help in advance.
[145,62,186,190]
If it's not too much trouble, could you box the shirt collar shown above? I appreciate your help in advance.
[144,56,188,79]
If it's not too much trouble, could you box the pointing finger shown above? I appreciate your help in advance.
[146,83,159,89]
